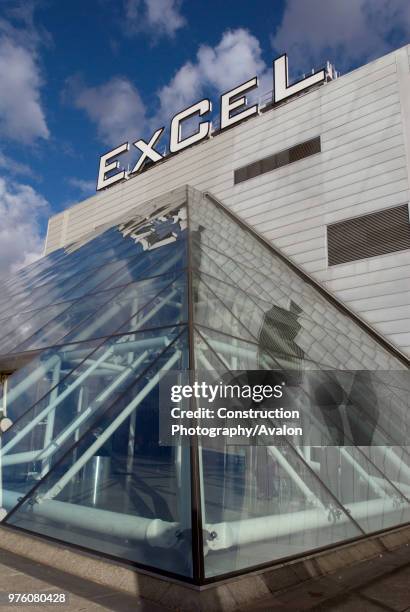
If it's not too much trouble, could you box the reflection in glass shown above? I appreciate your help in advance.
[0,186,408,582]
[5,331,192,576]
[189,188,409,577]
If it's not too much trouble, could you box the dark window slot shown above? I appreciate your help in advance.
[234,136,321,185]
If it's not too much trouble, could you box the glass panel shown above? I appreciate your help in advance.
[1,327,184,505]
[195,325,310,372]
[0,203,187,327]
[200,240,380,368]
[0,248,68,299]
[0,186,408,583]
[102,238,187,291]
[11,269,187,353]
[193,255,361,369]
[193,275,256,342]
[195,326,260,371]
[62,259,138,301]
[191,342,361,577]
[293,370,410,532]
[64,272,187,344]
[12,289,122,353]
[296,445,410,534]
[0,267,95,320]
[202,441,362,577]
[197,370,410,575]
[5,330,192,577]
[366,446,410,502]
[193,271,343,371]
[3,339,108,429]
[0,302,73,354]
[189,195,406,371]
[189,190,409,577]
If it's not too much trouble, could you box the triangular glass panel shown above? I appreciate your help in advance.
[0,185,408,583]
[192,274,256,343]
[5,329,191,577]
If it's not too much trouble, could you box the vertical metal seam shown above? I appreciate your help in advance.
[185,186,205,584]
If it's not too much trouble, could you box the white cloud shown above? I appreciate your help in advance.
[0,6,49,278]
[0,37,49,143]
[272,0,410,74]
[197,29,266,93]
[68,177,96,195]
[67,76,146,146]
[124,0,185,38]
[157,62,203,123]
[0,0,51,53]
[0,176,48,279]
[0,151,36,178]
[156,28,267,124]
[0,3,50,145]
[67,29,269,147]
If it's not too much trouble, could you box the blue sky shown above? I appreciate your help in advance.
[1,0,410,277]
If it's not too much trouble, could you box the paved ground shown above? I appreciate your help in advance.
[0,544,409,611]
[238,544,410,612]
[0,549,160,612]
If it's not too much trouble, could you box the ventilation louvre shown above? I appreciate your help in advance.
[327,204,410,266]
[234,136,321,184]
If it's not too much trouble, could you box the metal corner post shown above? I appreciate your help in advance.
[185,188,205,584]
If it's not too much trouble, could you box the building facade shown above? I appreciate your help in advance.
[45,45,410,357]
[0,46,409,589]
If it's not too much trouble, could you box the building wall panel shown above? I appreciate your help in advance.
[44,45,410,356]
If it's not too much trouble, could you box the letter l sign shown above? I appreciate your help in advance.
[274,54,325,104]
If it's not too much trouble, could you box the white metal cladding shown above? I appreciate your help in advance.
[45,45,410,356]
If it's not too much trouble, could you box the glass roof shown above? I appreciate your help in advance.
[0,185,408,583]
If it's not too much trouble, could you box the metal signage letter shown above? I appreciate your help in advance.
[169,99,212,153]
[97,143,129,191]
[273,54,325,104]
[131,128,164,175]
[220,77,259,130]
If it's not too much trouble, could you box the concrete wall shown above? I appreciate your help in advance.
[45,45,410,356]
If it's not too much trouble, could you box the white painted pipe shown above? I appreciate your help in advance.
[206,497,407,551]
[306,457,410,497]
[1,492,405,553]
[41,359,62,476]
[2,490,178,548]
[374,446,410,482]
[75,368,129,377]
[1,352,149,467]
[196,350,218,372]
[38,351,149,464]
[129,288,178,331]
[340,448,389,500]
[71,359,126,372]
[1,485,408,552]
[1,347,114,456]
[64,337,168,361]
[42,350,182,501]
[5,355,61,407]
[268,446,325,509]
[371,475,410,495]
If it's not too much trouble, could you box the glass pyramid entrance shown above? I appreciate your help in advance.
[0,186,408,583]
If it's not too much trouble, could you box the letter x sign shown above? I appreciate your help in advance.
[131,128,164,175]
